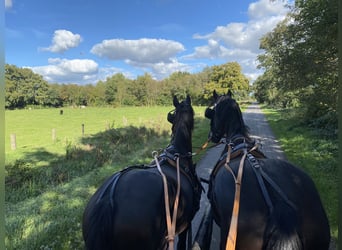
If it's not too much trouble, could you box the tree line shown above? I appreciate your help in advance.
[254,0,337,133]
[5,62,250,109]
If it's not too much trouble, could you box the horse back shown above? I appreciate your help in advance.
[209,157,330,250]
[83,164,197,250]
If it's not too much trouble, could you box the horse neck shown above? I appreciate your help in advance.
[225,115,250,142]
[226,125,245,140]
[171,124,192,157]
[221,99,250,141]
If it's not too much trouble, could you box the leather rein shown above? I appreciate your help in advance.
[213,138,296,250]
[223,141,258,250]
[153,149,197,250]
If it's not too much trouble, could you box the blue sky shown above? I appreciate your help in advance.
[5,0,291,85]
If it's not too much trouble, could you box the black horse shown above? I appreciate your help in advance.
[82,95,202,250]
[204,90,330,250]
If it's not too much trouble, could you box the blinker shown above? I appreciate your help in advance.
[205,107,215,119]
[167,110,175,124]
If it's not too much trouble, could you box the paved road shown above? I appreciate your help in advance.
[191,103,287,249]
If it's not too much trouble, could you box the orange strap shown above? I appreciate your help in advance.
[194,138,210,155]
[224,147,247,250]
[154,153,181,250]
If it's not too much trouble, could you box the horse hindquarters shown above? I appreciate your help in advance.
[211,167,267,250]
[261,159,330,250]
[113,168,198,250]
[82,170,166,250]
[83,165,197,250]
[82,175,118,250]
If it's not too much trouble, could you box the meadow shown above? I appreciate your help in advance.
[5,106,210,249]
[5,105,338,249]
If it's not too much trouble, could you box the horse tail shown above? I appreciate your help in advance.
[263,201,303,250]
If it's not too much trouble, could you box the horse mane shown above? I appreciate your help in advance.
[216,95,251,141]
[170,99,194,154]
[171,102,194,135]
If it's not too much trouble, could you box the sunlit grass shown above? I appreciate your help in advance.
[5,105,209,249]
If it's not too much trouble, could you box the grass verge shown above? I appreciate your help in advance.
[261,107,338,241]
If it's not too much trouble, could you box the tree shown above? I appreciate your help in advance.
[131,73,151,106]
[5,64,51,108]
[45,84,63,107]
[256,0,337,128]
[203,62,249,100]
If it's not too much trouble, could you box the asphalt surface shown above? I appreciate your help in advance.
[191,103,287,249]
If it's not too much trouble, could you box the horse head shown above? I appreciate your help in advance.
[167,95,194,155]
[205,89,249,143]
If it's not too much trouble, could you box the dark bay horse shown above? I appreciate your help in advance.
[204,90,330,250]
[82,95,202,250]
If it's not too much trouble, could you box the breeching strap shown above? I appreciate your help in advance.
[224,145,247,250]
[154,153,181,250]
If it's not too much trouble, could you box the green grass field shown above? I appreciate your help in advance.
[5,106,210,165]
[5,107,178,161]
[5,106,210,249]
[5,106,338,249]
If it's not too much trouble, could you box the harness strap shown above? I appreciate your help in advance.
[218,140,297,250]
[154,153,181,250]
[259,167,297,211]
[96,165,150,207]
[247,153,297,212]
[96,172,121,206]
[193,138,210,155]
[225,146,247,250]
[247,153,274,213]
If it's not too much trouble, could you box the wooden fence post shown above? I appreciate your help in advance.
[52,128,56,142]
[10,133,16,150]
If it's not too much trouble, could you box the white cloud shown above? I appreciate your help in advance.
[128,58,193,80]
[248,0,289,19]
[93,66,137,81]
[40,30,82,53]
[91,38,185,64]
[187,0,291,82]
[29,58,98,83]
[5,0,12,9]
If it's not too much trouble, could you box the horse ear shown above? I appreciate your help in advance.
[173,95,179,107]
[205,108,215,119]
[227,90,233,97]
[186,95,191,105]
